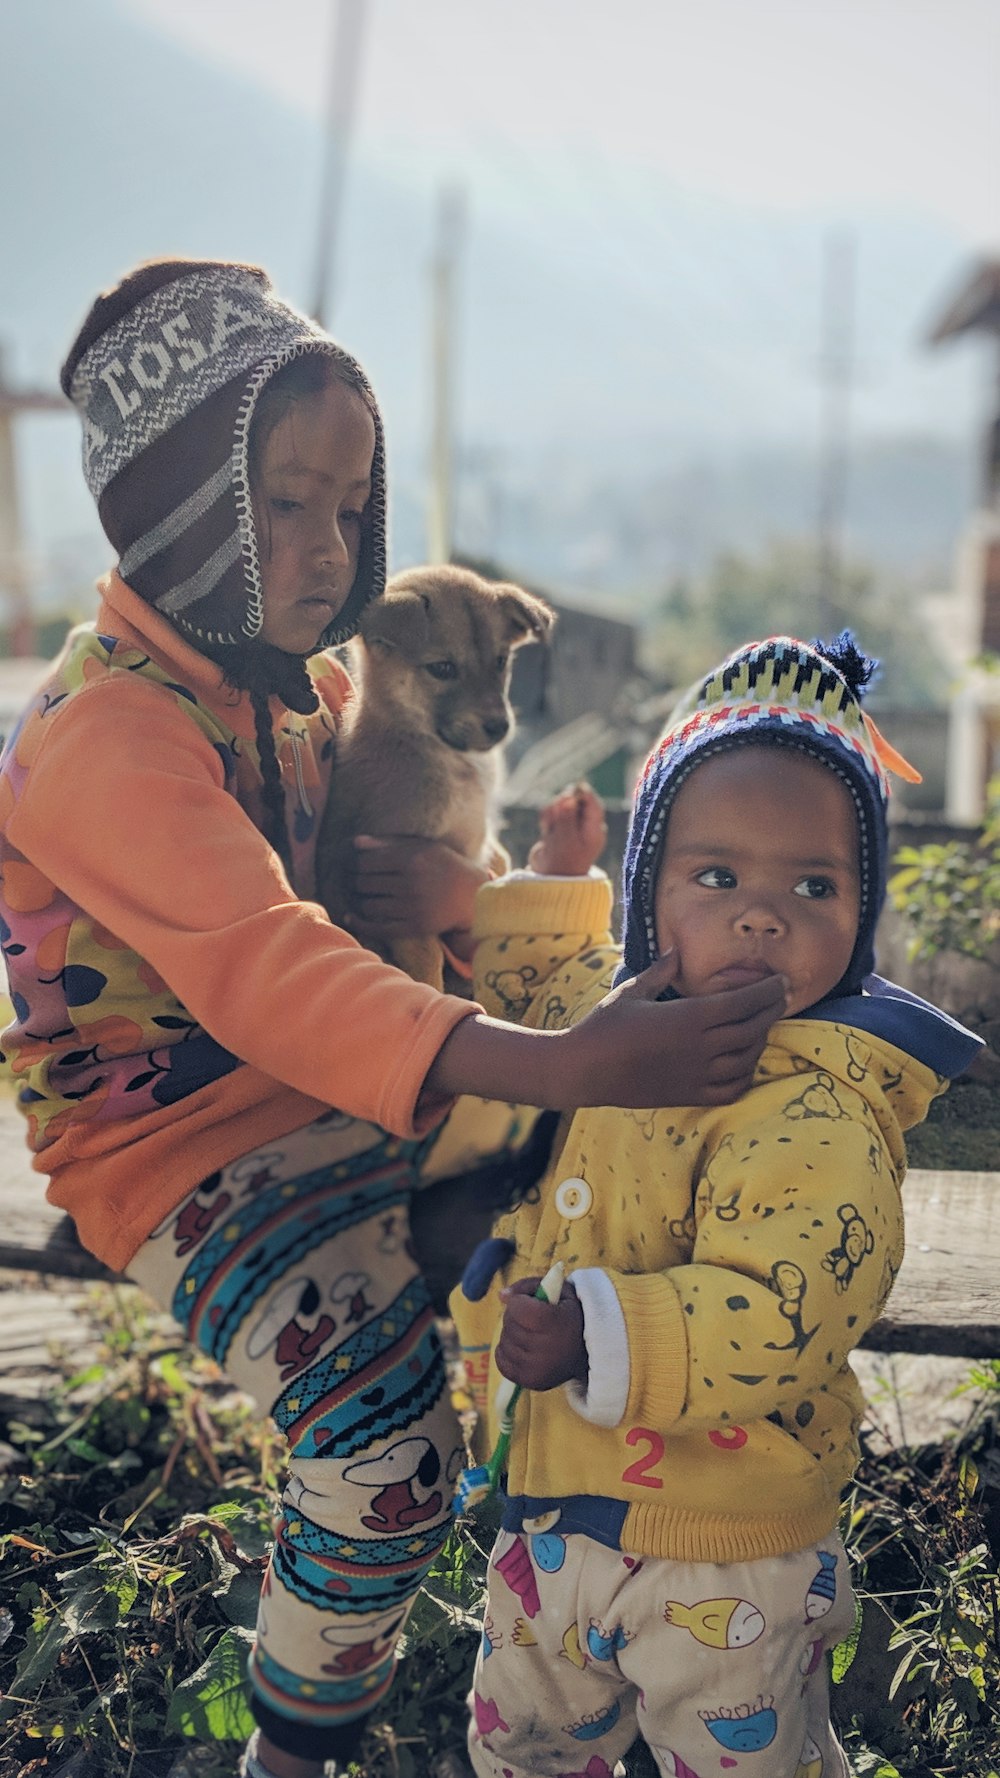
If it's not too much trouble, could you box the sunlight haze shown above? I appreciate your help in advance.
[124,0,1000,243]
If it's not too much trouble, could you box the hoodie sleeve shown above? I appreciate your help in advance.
[4,674,475,1137]
[590,1076,905,1435]
[471,872,618,1027]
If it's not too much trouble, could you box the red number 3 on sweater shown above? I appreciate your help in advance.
[621,1426,665,1489]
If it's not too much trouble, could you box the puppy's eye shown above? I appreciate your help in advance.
[496,654,508,671]
[425,660,458,681]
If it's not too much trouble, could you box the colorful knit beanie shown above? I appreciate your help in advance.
[618,633,920,1003]
[60,257,387,714]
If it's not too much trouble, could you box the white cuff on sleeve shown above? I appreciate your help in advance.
[563,1268,630,1428]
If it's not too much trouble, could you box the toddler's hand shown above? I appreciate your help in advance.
[528,783,607,877]
[496,1278,588,1391]
[558,950,788,1107]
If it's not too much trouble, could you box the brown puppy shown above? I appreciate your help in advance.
[319,563,554,987]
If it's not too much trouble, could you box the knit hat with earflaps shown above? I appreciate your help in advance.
[60,257,387,715]
[616,632,922,1004]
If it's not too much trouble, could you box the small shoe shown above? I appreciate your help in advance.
[239,1734,268,1778]
[240,1734,302,1778]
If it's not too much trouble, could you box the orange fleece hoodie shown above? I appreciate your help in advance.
[0,574,476,1270]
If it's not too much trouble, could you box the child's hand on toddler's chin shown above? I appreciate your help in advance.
[528,783,607,877]
[564,949,790,1107]
[496,1278,588,1390]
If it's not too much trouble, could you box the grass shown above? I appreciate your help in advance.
[0,1285,491,1778]
[904,1078,1000,1172]
[1,1287,998,1778]
[836,1361,1000,1777]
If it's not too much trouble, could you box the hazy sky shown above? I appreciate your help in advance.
[5,0,997,600]
[125,0,1000,245]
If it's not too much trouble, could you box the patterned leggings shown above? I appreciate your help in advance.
[128,1110,471,1761]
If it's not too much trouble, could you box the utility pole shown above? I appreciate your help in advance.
[815,230,856,636]
[927,259,1000,821]
[311,0,366,329]
[0,345,64,658]
[427,185,465,566]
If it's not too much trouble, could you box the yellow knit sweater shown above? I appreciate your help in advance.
[451,872,947,1564]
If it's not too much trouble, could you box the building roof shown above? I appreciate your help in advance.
[503,684,675,806]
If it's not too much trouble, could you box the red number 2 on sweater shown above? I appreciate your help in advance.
[621,1426,665,1489]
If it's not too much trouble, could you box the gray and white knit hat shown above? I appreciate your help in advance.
[61,258,387,670]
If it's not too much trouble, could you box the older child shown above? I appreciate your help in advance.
[0,260,786,1778]
[453,635,980,1778]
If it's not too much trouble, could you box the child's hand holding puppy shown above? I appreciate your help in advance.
[347,834,490,943]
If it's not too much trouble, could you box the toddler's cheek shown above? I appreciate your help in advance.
[657,943,694,998]
[779,977,810,1017]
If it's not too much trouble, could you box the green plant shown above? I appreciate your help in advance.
[0,1286,282,1774]
[834,1370,1000,1776]
[646,538,942,706]
[889,779,1000,966]
[4,1283,1000,1776]
[361,1512,495,1778]
[0,1282,496,1777]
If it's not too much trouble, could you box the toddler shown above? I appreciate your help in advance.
[453,634,980,1778]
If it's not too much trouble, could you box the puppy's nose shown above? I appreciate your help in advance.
[482,716,509,744]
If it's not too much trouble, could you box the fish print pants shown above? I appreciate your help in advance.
[467,1526,855,1778]
[128,1109,474,1761]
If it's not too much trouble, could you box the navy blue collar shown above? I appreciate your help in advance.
[804,974,983,1079]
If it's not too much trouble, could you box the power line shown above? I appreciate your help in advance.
[816,229,856,634]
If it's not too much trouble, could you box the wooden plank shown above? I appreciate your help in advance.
[0,1285,99,1400]
[860,1169,1000,1359]
[0,1097,995,1352]
[0,1103,115,1278]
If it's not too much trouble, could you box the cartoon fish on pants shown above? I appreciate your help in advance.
[494,1535,541,1618]
[805,1551,837,1619]
[586,1619,630,1662]
[663,1596,765,1649]
[473,1692,509,1736]
[700,1696,777,1753]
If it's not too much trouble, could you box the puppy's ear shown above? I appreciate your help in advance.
[360,587,430,653]
[495,585,556,648]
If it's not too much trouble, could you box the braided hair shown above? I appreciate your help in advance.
[251,684,292,874]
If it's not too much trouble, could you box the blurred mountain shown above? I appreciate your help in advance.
[0,0,985,604]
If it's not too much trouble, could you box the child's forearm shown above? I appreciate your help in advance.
[421,1013,569,1108]
[421,962,787,1111]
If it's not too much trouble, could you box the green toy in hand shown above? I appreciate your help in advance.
[453,1259,565,1513]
